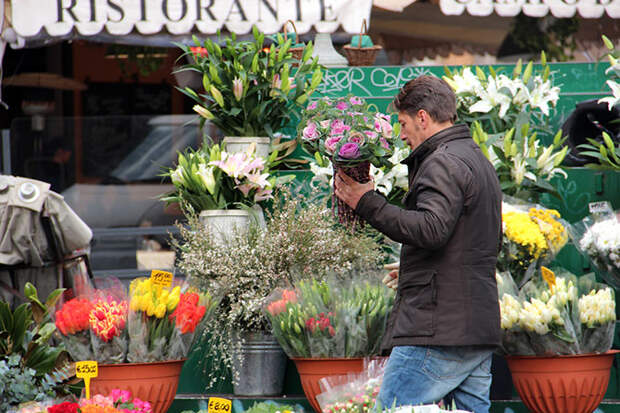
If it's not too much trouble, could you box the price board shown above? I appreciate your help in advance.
[541,266,556,290]
[150,269,173,287]
[75,360,98,399]
[208,397,232,413]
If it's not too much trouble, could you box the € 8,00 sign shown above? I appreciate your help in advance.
[75,360,98,399]
[208,397,232,413]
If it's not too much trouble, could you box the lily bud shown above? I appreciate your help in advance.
[233,77,244,101]
[193,104,214,120]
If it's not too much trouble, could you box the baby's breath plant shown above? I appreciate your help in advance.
[173,190,385,388]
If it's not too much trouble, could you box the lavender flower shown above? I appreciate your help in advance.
[339,142,361,159]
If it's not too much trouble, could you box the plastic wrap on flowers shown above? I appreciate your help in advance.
[316,357,387,413]
[576,273,616,354]
[499,197,569,287]
[89,278,129,364]
[496,271,534,356]
[569,202,620,289]
[126,277,180,363]
[264,274,394,358]
[166,289,216,360]
[53,272,96,362]
[518,270,581,356]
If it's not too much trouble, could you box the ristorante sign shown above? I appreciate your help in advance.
[11,0,373,38]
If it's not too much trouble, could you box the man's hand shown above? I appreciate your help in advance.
[382,262,399,290]
[334,171,374,210]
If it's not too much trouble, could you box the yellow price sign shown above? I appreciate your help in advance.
[541,266,556,290]
[75,360,98,399]
[150,270,173,288]
[208,397,232,413]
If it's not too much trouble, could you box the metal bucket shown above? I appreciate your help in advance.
[232,331,287,396]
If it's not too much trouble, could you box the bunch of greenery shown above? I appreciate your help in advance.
[176,27,323,137]
[472,121,568,203]
[173,189,385,387]
[0,283,72,410]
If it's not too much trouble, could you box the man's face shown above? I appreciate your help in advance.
[397,111,424,151]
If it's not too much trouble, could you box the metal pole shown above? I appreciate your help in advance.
[1,129,10,175]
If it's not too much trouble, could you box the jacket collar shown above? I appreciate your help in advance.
[401,123,471,166]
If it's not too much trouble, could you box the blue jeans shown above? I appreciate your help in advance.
[377,345,493,413]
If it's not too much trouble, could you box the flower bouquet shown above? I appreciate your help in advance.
[167,289,215,361]
[499,198,568,287]
[126,278,181,362]
[497,267,616,356]
[316,358,386,413]
[264,274,394,358]
[88,281,129,365]
[298,95,399,226]
[569,202,620,289]
[54,296,95,362]
[161,142,276,213]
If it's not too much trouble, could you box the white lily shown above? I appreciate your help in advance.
[451,67,482,94]
[528,77,560,116]
[598,80,620,110]
[468,76,512,118]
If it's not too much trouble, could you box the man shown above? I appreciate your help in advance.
[334,75,502,413]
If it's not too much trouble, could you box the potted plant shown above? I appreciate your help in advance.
[160,141,284,241]
[496,267,618,413]
[52,276,214,413]
[173,190,386,396]
[264,275,394,413]
[175,26,323,159]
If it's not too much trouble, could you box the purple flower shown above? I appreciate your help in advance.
[349,96,363,105]
[302,122,319,140]
[325,136,342,154]
[331,119,350,135]
[364,131,378,141]
[338,142,361,159]
[308,101,318,110]
[336,101,348,110]
[348,133,365,145]
[380,137,390,150]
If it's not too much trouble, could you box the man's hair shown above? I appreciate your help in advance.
[393,75,457,123]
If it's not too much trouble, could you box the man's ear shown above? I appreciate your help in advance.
[417,109,429,128]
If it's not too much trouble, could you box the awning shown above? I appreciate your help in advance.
[4,0,373,49]
[439,0,620,18]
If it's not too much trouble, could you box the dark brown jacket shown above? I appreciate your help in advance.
[355,124,502,352]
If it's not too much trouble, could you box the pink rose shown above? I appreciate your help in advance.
[307,101,318,110]
[349,96,363,105]
[302,122,319,140]
[338,142,361,159]
[325,136,342,154]
[336,101,348,110]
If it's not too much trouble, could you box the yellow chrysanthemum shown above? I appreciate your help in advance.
[503,210,548,259]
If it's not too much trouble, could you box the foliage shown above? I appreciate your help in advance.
[106,44,167,77]
[298,95,400,168]
[472,121,567,202]
[0,283,72,410]
[173,189,385,387]
[160,142,285,213]
[443,54,559,137]
[507,14,579,62]
[577,132,620,171]
[176,27,323,137]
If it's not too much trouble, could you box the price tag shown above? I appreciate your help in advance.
[75,360,98,399]
[150,270,173,288]
[541,266,556,290]
[588,201,613,215]
[208,397,232,413]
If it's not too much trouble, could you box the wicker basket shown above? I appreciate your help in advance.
[343,19,382,66]
[281,20,304,63]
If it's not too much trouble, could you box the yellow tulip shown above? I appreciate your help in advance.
[146,301,156,317]
[155,303,166,318]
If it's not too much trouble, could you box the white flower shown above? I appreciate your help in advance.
[500,293,521,330]
[170,165,185,186]
[527,76,560,116]
[598,80,620,110]
[451,67,482,94]
[468,76,512,119]
[579,288,616,327]
[309,160,333,186]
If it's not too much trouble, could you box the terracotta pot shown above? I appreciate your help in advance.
[506,350,619,413]
[292,357,365,413]
[91,359,185,413]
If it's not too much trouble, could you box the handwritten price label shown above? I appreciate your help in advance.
[588,201,613,215]
[75,361,98,399]
[208,397,232,413]
[150,270,173,287]
[541,266,556,290]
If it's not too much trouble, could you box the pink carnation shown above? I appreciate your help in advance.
[336,101,348,110]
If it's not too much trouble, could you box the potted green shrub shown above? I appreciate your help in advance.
[175,26,323,159]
